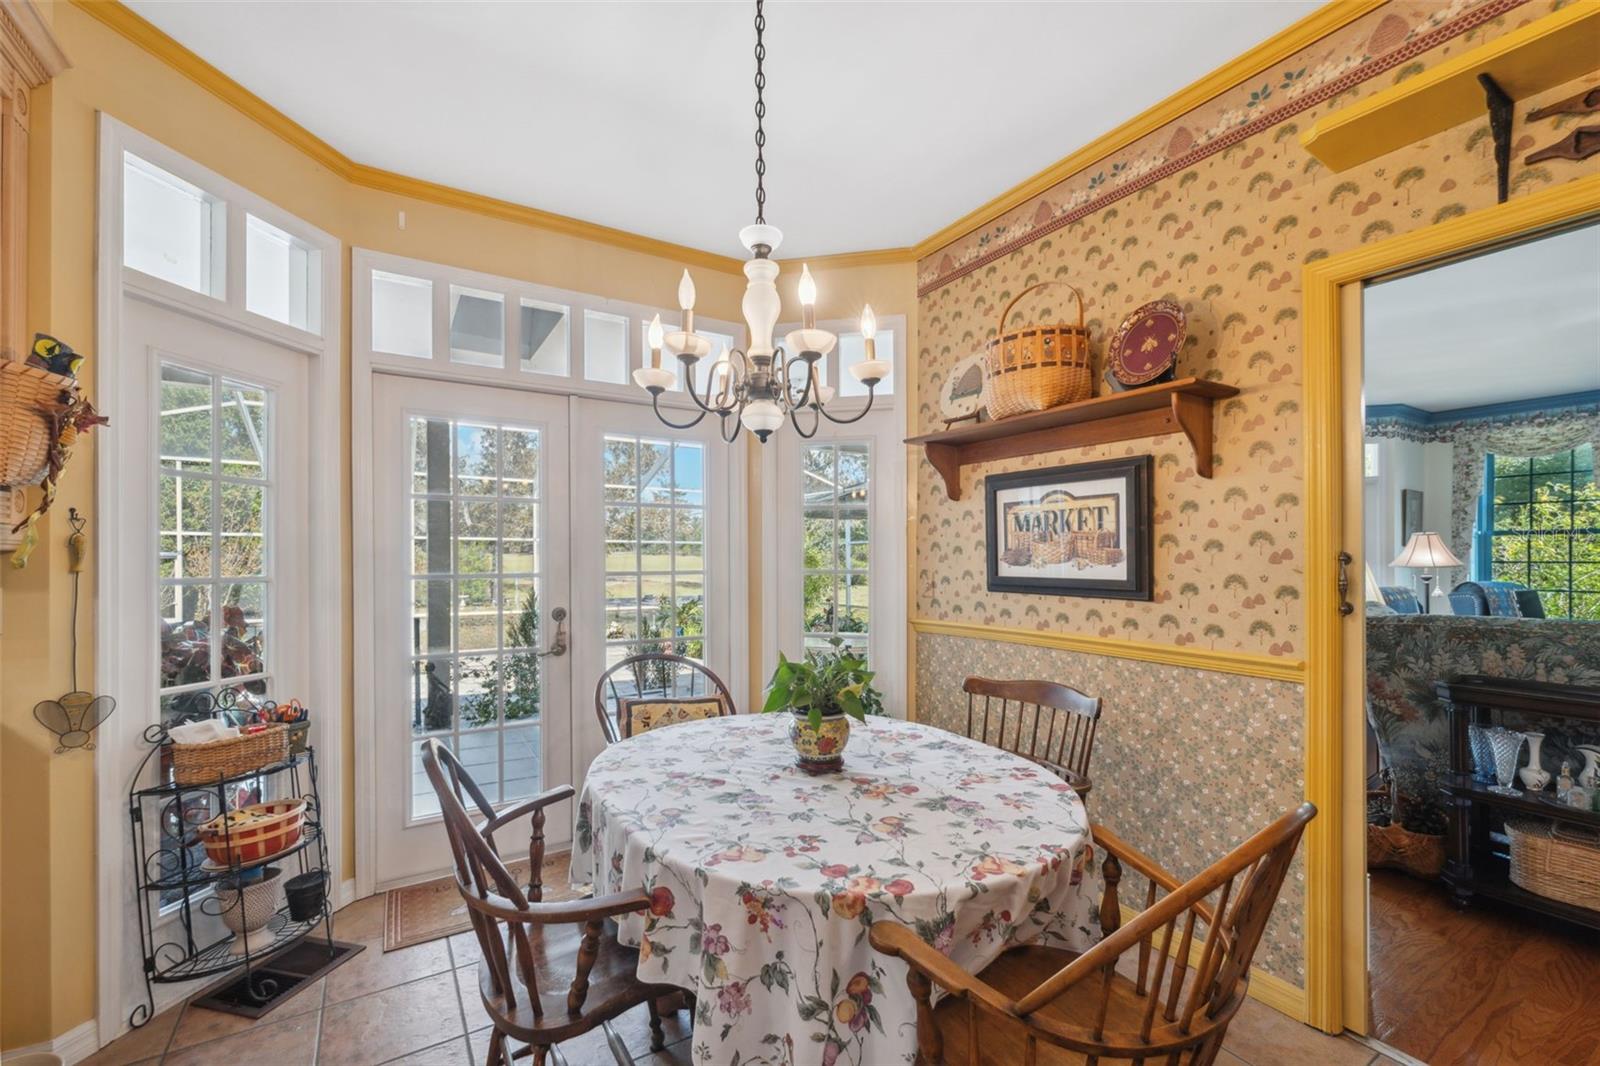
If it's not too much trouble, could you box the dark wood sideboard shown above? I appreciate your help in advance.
[1434,675,1600,931]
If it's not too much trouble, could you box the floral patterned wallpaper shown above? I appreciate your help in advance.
[912,0,1600,990]
[917,631,1308,982]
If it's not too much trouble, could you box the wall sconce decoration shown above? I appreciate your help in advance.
[33,509,117,752]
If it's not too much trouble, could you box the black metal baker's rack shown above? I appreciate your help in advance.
[126,715,335,1028]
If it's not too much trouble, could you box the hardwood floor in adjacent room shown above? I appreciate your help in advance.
[1369,869,1600,1065]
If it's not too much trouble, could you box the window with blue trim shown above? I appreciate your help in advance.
[1484,444,1599,619]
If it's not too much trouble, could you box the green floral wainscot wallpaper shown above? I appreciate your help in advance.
[913,0,1600,988]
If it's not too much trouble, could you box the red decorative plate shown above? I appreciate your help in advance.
[1108,300,1185,386]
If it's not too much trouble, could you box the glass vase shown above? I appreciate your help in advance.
[1486,727,1526,796]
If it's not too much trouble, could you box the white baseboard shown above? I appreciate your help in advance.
[338,877,359,909]
[3,1018,100,1066]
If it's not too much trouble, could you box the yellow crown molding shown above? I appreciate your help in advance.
[778,247,916,272]
[911,618,1306,684]
[1299,172,1600,1035]
[1118,904,1308,1023]
[1302,1,1600,171]
[910,0,1387,261]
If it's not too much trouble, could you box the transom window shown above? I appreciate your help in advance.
[1488,444,1599,620]
[603,435,706,667]
[408,416,545,817]
[802,442,870,656]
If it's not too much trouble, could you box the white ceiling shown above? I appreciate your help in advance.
[1364,224,1600,412]
[126,0,1318,259]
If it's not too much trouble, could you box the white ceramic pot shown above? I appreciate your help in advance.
[1518,732,1550,791]
[218,866,283,955]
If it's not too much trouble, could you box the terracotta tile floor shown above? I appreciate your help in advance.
[83,894,1388,1065]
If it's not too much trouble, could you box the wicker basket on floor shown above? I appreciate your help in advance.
[1367,820,1444,879]
[171,724,290,785]
[0,358,77,486]
[1507,818,1600,911]
[982,281,1092,419]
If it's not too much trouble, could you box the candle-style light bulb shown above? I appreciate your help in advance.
[678,270,697,335]
[798,263,817,329]
[647,313,664,369]
[848,303,890,387]
[711,344,734,406]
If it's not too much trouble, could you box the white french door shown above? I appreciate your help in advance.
[369,382,739,887]
[569,398,736,796]
[372,375,572,887]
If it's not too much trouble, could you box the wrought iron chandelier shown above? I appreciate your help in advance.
[633,0,888,444]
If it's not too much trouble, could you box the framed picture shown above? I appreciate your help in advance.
[1401,489,1424,546]
[985,457,1153,599]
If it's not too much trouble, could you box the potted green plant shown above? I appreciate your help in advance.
[762,638,882,773]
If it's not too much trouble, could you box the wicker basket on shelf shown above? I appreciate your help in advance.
[171,724,290,785]
[198,798,308,866]
[1506,818,1600,911]
[982,281,1092,420]
[0,358,77,486]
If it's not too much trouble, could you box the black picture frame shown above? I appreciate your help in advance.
[1401,489,1424,548]
[985,457,1153,600]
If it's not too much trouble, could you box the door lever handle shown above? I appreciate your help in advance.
[1337,552,1355,616]
[535,607,568,657]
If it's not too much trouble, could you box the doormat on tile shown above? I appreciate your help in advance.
[382,850,583,952]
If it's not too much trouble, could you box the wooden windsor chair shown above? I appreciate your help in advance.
[869,803,1316,1066]
[962,676,1103,798]
[593,651,736,746]
[421,739,681,1066]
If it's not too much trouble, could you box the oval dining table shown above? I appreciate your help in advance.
[572,713,1103,1066]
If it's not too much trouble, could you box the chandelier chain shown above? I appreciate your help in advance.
[753,0,766,226]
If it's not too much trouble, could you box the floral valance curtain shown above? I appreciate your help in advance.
[1367,405,1600,584]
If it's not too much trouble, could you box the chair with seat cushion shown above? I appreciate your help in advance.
[1377,586,1422,615]
[961,677,1102,798]
[869,803,1315,1066]
[422,739,680,1066]
[594,652,735,745]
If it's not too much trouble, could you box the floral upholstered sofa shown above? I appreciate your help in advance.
[1366,615,1600,837]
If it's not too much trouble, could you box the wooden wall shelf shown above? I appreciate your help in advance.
[1300,3,1600,172]
[905,377,1239,501]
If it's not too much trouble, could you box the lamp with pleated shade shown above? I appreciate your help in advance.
[1391,532,1462,614]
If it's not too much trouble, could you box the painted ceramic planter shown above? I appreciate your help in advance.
[789,712,851,774]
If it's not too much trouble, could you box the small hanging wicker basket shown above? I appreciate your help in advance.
[982,281,1093,420]
[1,359,77,487]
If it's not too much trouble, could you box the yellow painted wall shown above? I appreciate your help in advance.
[0,2,918,1049]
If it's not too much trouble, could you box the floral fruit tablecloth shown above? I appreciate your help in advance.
[573,714,1102,1066]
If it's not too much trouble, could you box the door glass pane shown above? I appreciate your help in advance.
[246,214,321,332]
[372,270,433,359]
[584,310,629,384]
[801,442,870,656]
[601,435,707,693]
[156,363,275,909]
[406,414,545,817]
[124,153,222,297]
[520,299,569,376]
[450,285,505,368]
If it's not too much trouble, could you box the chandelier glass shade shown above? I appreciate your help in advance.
[632,0,887,443]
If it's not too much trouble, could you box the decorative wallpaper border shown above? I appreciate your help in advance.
[917,0,1530,296]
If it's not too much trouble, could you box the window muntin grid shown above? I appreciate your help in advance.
[156,362,274,905]
[408,416,545,819]
[801,442,870,658]
[602,435,707,674]
[1489,444,1599,620]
